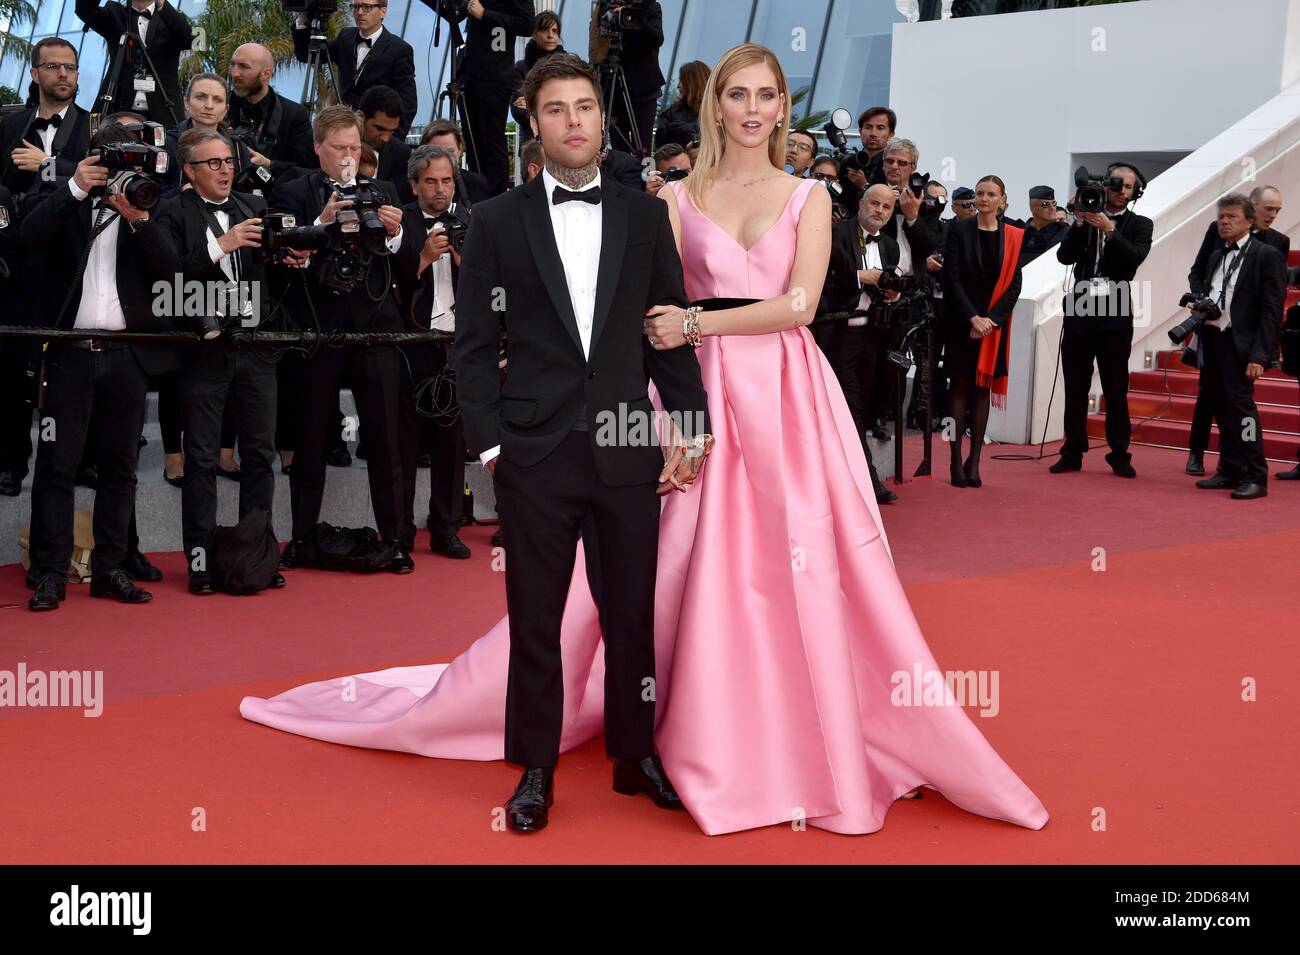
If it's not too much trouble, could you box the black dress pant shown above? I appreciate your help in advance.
[290,345,404,542]
[398,342,466,548]
[462,82,512,197]
[0,346,36,477]
[1060,321,1134,465]
[496,431,659,768]
[821,321,888,484]
[178,346,278,565]
[1189,385,1213,455]
[29,344,148,580]
[1200,325,1267,485]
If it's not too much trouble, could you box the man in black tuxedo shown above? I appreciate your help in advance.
[273,106,411,573]
[393,145,472,559]
[817,184,902,505]
[838,107,894,212]
[293,1,418,136]
[455,53,711,832]
[359,85,414,206]
[151,128,285,595]
[227,42,317,187]
[1187,194,1286,499]
[21,123,180,611]
[1185,184,1292,477]
[1053,162,1153,478]
[76,0,192,127]
[590,0,665,157]
[420,119,493,208]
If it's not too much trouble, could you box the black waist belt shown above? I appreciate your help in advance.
[691,298,760,310]
[69,338,126,352]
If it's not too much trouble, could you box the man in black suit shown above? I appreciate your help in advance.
[393,145,472,559]
[227,42,318,187]
[273,106,411,573]
[590,0,665,157]
[21,123,180,611]
[359,85,414,206]
[151,128,285,595]
[1053,162,1153,478]
[1187,194,1286,499]
[455,53,710,832]
[838,107,894,213]
[293,1,418,136]
[818,184,902,505]
[421,0,534,196]
[76,0,192,127]
[1185,184,1291,477]
[420,119,493,208]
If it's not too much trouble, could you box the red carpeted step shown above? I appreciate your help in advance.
[1089,414,1300,460]
[1102,393,1300,431]
[1129,369,1299,405]
[1154,348,1292,380]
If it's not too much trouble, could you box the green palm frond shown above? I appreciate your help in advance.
[179,0,346,87]
[0,0,39,65]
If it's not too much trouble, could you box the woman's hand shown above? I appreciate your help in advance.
[969,315,996,338]
[645,304,688,350]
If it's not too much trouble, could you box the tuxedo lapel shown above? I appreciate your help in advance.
[520,175,584,356]
[49,106,81,156]
[340,30,359,87]
[589,183,625,357]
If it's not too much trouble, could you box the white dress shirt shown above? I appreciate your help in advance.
[850,226,884,327]
[67,179,127,331]
[35,105,70,155]
[421,215,457,332]
[1205,234,1251,332]
[893,213,915,276]
[480,168,604,465]
[356,26,384,70]
[203,203,238,281]
[134,5,152,46]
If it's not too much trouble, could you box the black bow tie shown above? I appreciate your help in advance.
[553,185,601,206]
[205,199,239,215]
[135,7,152,19]
[862,231,880,244]
[359,36,374,48]
[32,114,62,133]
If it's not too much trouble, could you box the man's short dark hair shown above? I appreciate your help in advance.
[407,144,458,183]
[1218,193,1256,221]
[421,118,464,148]
[522,52,603,117]
[812,154,840,174]
[31,36,77,69]
[520,138,545,173]
[788,128,817,151]
[654,143,687,164]
[89,122,136,151]
[177,127,234,167]
[857,106,897,133]
[1248,184,1279,204]
[359,84,403,120]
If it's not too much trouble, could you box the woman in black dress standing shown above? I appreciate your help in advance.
[941,174,1024,487]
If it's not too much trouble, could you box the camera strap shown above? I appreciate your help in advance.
[1215,236,1250,309]
[198,195,252,284]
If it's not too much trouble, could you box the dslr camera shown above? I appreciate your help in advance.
[267,177,393,294]
[1069,165,1124,215]
[662,165,689,183]
[1168,292,1223,345]
[91,120,170,211]
[597,0,647,38]
[824,107,869,168]
[426,208,469,252]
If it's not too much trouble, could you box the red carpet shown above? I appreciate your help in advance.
[2,441,1296,864]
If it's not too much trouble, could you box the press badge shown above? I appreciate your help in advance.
[1087,277,1111,297]
[134,76,156,93]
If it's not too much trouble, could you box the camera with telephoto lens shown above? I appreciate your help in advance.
[1069,165,1125,216]
[92,138,169,211]
[1168,292,1223,345]
[877,268,918,297]
[597,0,646,38]
[824,107,869,168]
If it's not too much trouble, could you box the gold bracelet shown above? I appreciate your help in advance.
[682,306,703,348]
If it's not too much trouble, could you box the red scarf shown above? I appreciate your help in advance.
[975,224,1024,408]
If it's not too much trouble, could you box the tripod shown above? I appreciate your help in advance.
[432,3,480,171]
[95,30,178,127]
[882,291,939,482]
[600,36,644,157]
[300,16,341,122]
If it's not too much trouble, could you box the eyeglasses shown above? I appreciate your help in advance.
[786,140,813,154]
[187,156,237,171]
[954,201,975,209]
[36,62,79,74]
[882,157,914,167]
[1033,199,1056,208]
[350,2,384,11]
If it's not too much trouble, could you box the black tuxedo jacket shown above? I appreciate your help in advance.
[590,0,665,95]
[1189,221,1290,290]
[881,207,941,271]
[228,89,318,184]
[393,200,466,330]
[1056,206,1153,329]
[0,103,92,196]
[271,170,405,333]
[455,169,492,208]
[77,0,192,125]
[293,24,417,135]
[20,177,180,375]
[1190,236,1286,367]
[375,137,415,207]
[422,0,535,88]
[454,175,710,486]
[942,216,1023,328]
[821,218,901,317]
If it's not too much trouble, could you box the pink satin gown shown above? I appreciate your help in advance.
[241,178,1049,836]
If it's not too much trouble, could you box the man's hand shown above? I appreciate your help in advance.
[418,225,452,273]
[644,305,687,350]
[72,154,108,193]
[282,248,313,267]
[926,254,943,273]
[106,192,149,224]
[248,149,272,168]
[1079,210,1114,234]
[1246,362,1265,381]
[970,315,995,338]
[377,203,402,236]
[11,140,49,173]
[513,96,527,110]
[468,0,485,18]
[846,167,866,190]
[882,290,900,303]
[218,218,263,254]
[858,267,883,287]
[644,170,665,197]
[319,190,352,225]
[657,444,687,495]
[896,185,920,221]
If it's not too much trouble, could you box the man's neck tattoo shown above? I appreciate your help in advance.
[546,158,599,190]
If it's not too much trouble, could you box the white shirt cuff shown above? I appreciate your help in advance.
[480,446,501,465]
[69,178,89,201]
[386,224,402,254]
[207,234,225,264]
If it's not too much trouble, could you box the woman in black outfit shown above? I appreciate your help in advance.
[941,174,1024,488]
[510,11,564,149]
[654,60,709,150]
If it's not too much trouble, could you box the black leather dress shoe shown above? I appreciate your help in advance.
[28,574,65,612]
[217,466,242,482]
[89,569,152,603]
[189,572,216,596]
[122,550,163,582]
[1049,457,1082,473]
[1230,482,1267,500]
[1196,474,1239,490]
[874,483,898,505]
[280,539,319,569]
[429,532,471,559]
[612,754,686,810]
[505,767,554,832]
[269,572,286,589]
[387,548,415,574]
[164,471,184,488]
[326,447,352,468]
[0,469,21,496]
[1185,452,1206,475]
[1109,461,1137,479]
[1276,464,1300,481]
[870,421,889,441]
[490,528,503,548]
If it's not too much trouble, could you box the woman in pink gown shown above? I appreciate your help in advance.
[241,44,1048,837]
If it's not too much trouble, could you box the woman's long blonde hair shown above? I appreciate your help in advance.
[687,43,792,207]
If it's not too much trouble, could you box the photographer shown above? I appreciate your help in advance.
[273,106,412,573]
[151,128,284,594]
[643,142,690,197]
[785,128,817,178]
[21,121,180,611]
[910,178,949,431]
[359,85,414,206]
[421,0,535,196]
[76,0,192,127]
[228,42,317,187]
[817,183,902,505]
[838,107,894,210]
[1,38,91,197]
[590,0,665,157]
[420,119,492,207]
[394,144,472,559]
[293,1,418,136]
[1053,162,1153,478]
[1184,194,1286,500]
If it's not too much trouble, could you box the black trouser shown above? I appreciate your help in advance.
[1188,386,1213,455]
[1200,325,1267,485]
[0,346,36,477]
[496,431,659,768]
[462,82,512,196]
[821,321,888,485]
[291,345,404,542]
[1060,321,1134,465]
[178,346,278,567]
[398,342,466,548]
[29,343,148,581]
[607,88,659,156]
